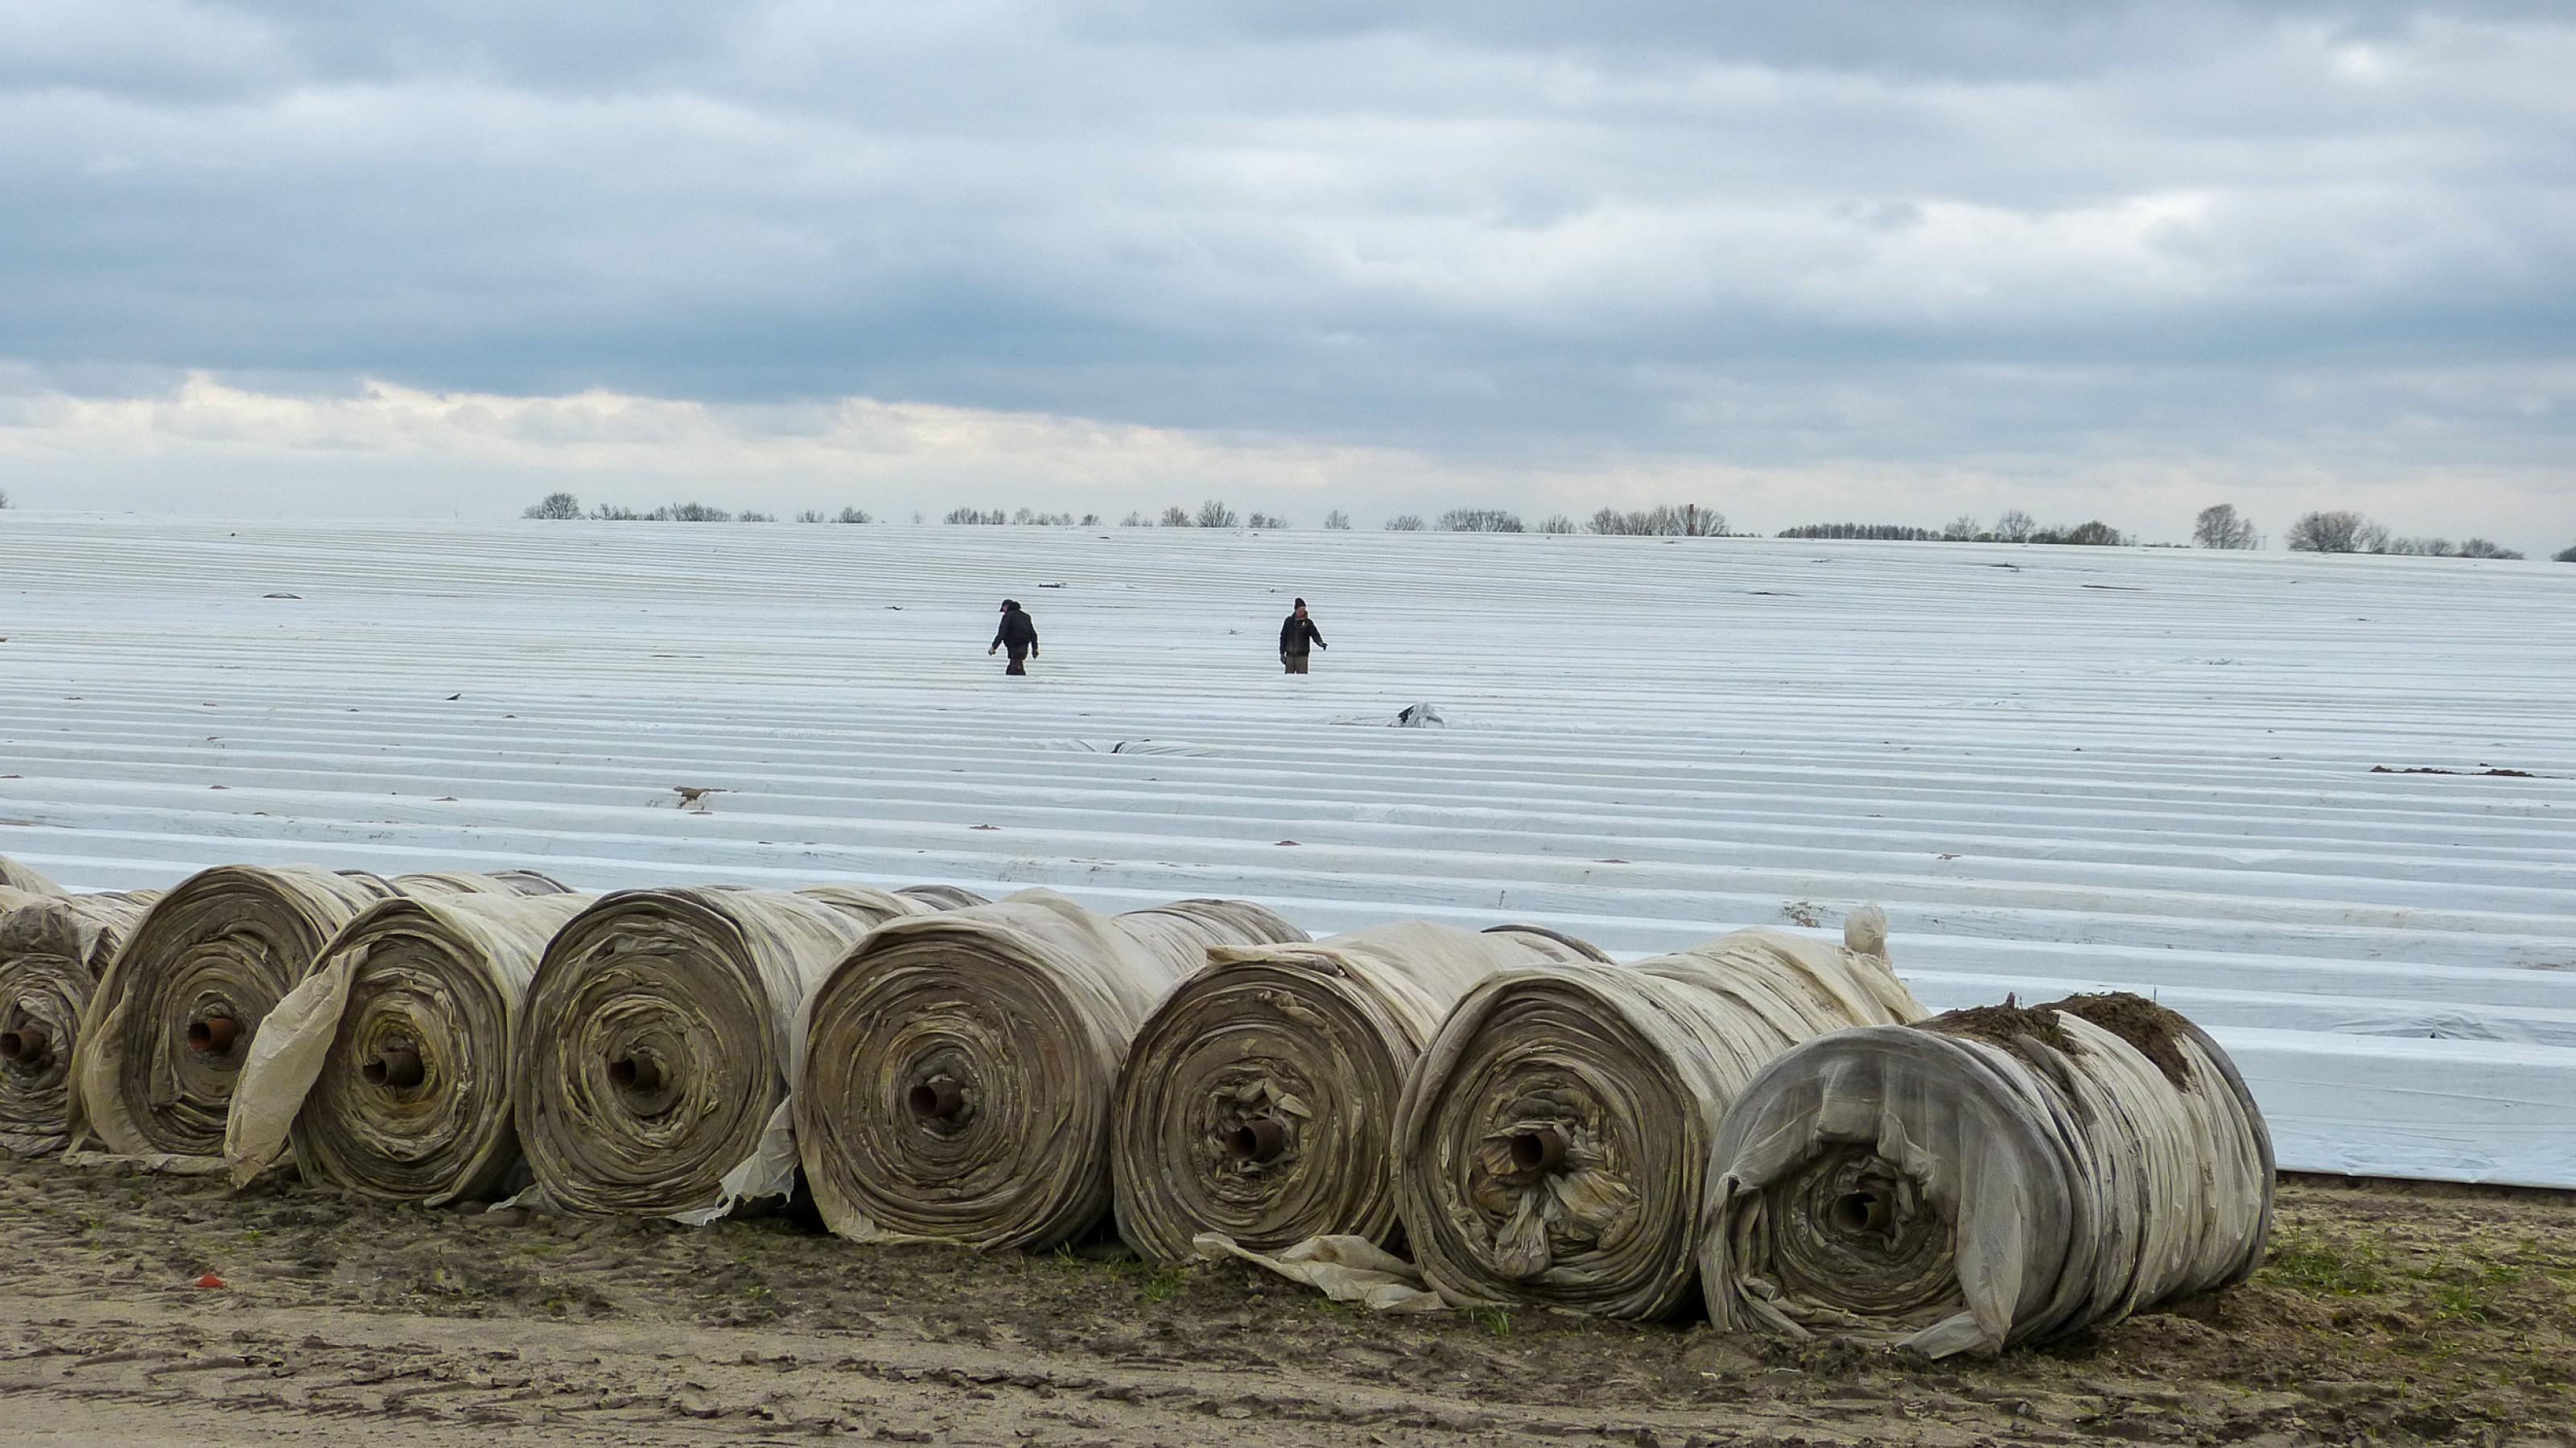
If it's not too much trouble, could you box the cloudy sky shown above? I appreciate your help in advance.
[4,2,2573,548]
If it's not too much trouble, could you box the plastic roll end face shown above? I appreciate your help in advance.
[801,938,1117,1252]
[97,867,373,1157]
[1395,967,1713,1321]
[1702,998,2273,1357]
[515,896,782,1218]
[1112,959,1416,1264]
[0,894,150,1153]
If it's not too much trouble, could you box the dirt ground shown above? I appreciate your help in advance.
[2,1160,2570,1447]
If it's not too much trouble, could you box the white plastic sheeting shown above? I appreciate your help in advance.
[2,521,2570,1188]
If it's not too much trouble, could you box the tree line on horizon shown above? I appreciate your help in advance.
[518,491,2570,559]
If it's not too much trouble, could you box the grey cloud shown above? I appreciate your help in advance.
[2,1,2572,542]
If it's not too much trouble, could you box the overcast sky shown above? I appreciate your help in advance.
[3,2,2573,548]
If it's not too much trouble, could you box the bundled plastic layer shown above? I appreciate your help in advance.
[896,884,992,910]
[513,887,888,1220]
[1395,910,1922,1319]
[1703,993,2274,1357]
[223,890,597,1202]
[1115,919,1605,1263]
[0,856,68,898]
[798,890,1307,1251]
[0,889,162,1154]
[72,865,563,1159]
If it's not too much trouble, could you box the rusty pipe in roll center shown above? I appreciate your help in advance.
[363,1045,425,1088]
[608,1054,664,1092]
[1224,1117,1286,1163]
[0,1024,48,1067]
[186,1015,240,1054]
[1508,1126,1568,1174]
[907,1075,964,1121]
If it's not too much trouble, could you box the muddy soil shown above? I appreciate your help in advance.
[2,1160,2570,1446]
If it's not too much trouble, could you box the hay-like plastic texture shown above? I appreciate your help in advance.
[798,889,1307,1252]
[1115,919,1605,1263]
[223,890,598,1202]
[1395,909,1922,1319]
[1701,992,2274,1356]
[0,856,68,898]
[75,866,567,1160]
[0,889,162,1154]
[511,885,934,1221]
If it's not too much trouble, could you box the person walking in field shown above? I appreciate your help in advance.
[1279,597,1325,674]
[990,599,1039,675]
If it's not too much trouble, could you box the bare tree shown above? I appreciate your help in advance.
[1993,509,2034,543]
[1539,514,1576,534]
[1247,511,1288,529]
[1160,505,1191,527]
[1195,498,1240,528]
[2286,510,2372,553]
[2193,504,2258,550]
[2032,520,2128,547]
[2459,538,2523,559]
[944,507,1005,524]
[1080,513,1100,526]
[1120,510,1148,526]
[1942,515,1982,542]
[0,487,10,508]
[1589,504,1723,536]
[1383,514,1425,530]
[838,506,872,523]
[796,509,829,522]
[1323,509,1352,530]
[522,491,582,519]
[2556,542,2576,563]
[1438,509,1524,533]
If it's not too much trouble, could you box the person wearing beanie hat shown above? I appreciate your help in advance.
[1279,596,1325,674]
[990,598,1039,675]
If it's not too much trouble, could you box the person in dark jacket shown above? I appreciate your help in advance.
[1280,597,1325,674]
[990,599,1039,675]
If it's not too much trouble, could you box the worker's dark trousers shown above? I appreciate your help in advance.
[1283,653,1309,674]
[1006,647,1028,675]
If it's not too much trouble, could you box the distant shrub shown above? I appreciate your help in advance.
[945,507,1006,525]
[2286,510,2374,553]
[1438,509,1523,533]
[522,491,582,520]
[1539,514,1575,534]
[1195,499,1240,528]
[838,506,872,524]
[1592,504,1722,537]
[1120,511,1148,526]
[0,487,10,509]
[2459,538,2523,560]
[1247,512,1288,530]
[1080,513,1100,526]
[1776,522,1941,541]
[2194,504,2259,550]
[1993,509,2035,542]
[796,509,829,523]
[1323,509,1352,530]
[1942,515,1982,542]
[2557,542,2576,563]
[736,510,776,522]
[1160,505,1191,527]
[2031,520,2128,547]
[1383,514,1425,531]
[1011,507,1075,525]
